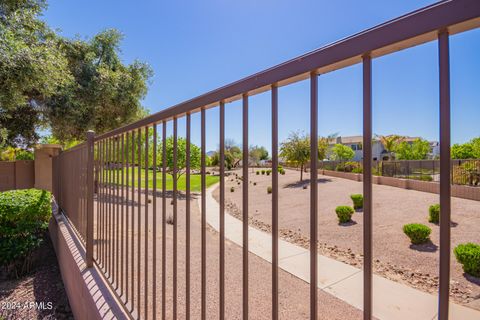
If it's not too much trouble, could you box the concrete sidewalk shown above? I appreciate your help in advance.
[200,185,479,320]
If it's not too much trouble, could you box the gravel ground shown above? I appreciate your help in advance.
[94,188,364,319]
[0,236,73,320]
[213,168,480,310]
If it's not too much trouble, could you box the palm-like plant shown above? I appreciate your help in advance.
[375,134,405,160]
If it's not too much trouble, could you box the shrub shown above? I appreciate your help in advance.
[350,194,363,210]
[261,170,265,175]
[403,223,431,244]
[253,182,257,186]
[256,171,260,175]
[0,189,51,277]
[266,171,271,176]
[335,206,354,223]
[428,204,440,224]
[454,243,480,277]
[267,186,272,194]
[280,169,286,175]
[230,187,235,192]
[352,167,363,174]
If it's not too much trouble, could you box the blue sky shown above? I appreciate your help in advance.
[43,0,480,152]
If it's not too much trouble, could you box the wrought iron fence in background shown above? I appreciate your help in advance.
[320,159,480,186]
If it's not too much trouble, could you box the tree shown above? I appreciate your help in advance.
[330,144,355,161]
[451,137,480,159]
[395,138,430,160]
[0,1,152,147]
[318,137,330,161]
[224,139,242,170]
[280,131,310,181]
[159,136,201,181]
[45,30,152,142]
[249,145,269,166]
[376,134,404,160]
[0,0,72,147]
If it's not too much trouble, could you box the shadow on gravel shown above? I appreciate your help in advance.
[283,178,332,189]
[409,240,438,253]
[463,273,480,286]
[338,220,357,227]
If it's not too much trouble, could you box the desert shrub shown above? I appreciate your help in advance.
[403,223,431,244]
[428,204,440,224]
[266,171,271,176]
[280,169,286,175]
[256,171,260,175]
[253,182,257,186]
[335,206,354,223]
[261,170,265,175]
[352,167,363,174]
[267,186,272,194]
[0,189,51,277]
[350,194,363,210]
[454,243,480,277]
[230,187,235,192]
[336,161,360,173]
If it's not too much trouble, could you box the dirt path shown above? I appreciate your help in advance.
[213,169,480,310]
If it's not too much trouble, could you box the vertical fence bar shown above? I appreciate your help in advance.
[109,138,113,279]
[438,30,451,320]
[219,101,225,320]
[271,84,279,320]
[173,118,178,320]
[116,136,120,288]
[201,108,207,320]
[86,131,95,268]
[162,121,167,320]
[121,134,125,295]
[131,131,135,310]
[144,126,149,320]
[242,94,249,320]
[126,132,130,303]
[309,73,318,320]
[362,55,373,320]
[137,128,142,317]
[153,124,157,319]
[185,114,191,320]
[99,140,103,267]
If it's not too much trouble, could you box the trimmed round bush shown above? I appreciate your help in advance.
[261,170,266,175]
[267,186,272,194]
[428,204,440,224]
[256,171,260,175]
[266,171,271,176]
[454,243,480,277]
[335,206,354,223]
[230,187,235,192]
[350,194,363,210]
[403,223,431,244]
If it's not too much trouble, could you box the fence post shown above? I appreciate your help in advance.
[86,130,95,268]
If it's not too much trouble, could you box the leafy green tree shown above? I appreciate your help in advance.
[451,137,480,159]
[376,134,404,160]
[395,138,430,160]
[249,145,269,166]
[0,0,72,147]
[45,30,152,142]
[159,137,201,181]
[280,131,310,181]
[330,144,355,161]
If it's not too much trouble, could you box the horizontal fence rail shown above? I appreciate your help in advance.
[51,1,480,319]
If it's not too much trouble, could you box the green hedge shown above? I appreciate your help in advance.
[335,206,354,224]
[403,223,431,244]
[428,204,440,224]
[454,243,480,277]
[0,189,51,276]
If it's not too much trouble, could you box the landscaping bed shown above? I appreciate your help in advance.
[213,168,480,310]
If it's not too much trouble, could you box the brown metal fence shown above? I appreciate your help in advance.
[51,1,480,319]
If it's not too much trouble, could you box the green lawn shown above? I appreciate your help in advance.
[104,167,219,192]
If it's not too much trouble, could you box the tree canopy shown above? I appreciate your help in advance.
[249,145,269,166]
[0,0,152,148]
[395,138,431,160]
[280,131,310,181]
[160,137,201,180]
[451,137,480,159]
[330,144,355,161]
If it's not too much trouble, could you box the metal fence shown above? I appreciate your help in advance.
[320,159,480,186]
[51,1,480,319]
